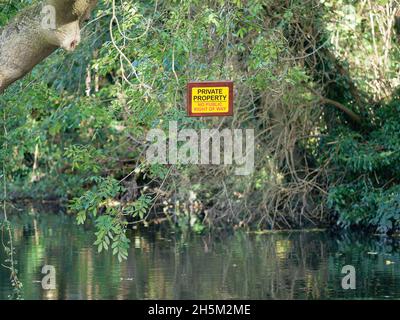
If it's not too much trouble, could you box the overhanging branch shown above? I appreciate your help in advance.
[305,84,363,126]
[0,0,98,95]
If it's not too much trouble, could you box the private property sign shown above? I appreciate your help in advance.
[187,81,233,117]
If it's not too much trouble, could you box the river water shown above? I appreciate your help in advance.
[1,208,400,300]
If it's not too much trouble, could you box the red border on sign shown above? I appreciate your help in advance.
[187,81,234,117]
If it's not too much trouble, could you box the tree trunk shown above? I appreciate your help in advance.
[0,0,97,94]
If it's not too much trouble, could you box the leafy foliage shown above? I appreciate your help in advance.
[2,0,400,259]
[326,99,400,233]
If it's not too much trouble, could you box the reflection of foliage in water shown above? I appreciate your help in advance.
[1,207,400,300]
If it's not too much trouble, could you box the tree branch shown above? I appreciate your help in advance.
[0,0,98,94]
[305,84,363,126]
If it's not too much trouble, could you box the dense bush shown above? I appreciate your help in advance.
[2,0,400,260]
[326,99,400,233]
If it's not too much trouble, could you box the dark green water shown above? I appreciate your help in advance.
[1,208,400,300]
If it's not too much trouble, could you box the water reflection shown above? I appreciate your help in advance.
[1,208,400,300]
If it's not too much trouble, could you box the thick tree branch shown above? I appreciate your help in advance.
[0,0,98,94]
[305,84,363,126]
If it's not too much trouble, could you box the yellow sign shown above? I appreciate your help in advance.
[187,81,233,117]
